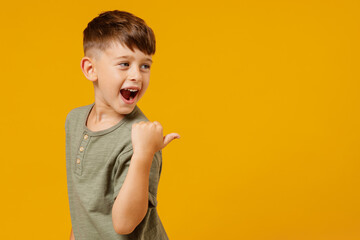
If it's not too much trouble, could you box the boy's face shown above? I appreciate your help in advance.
[83,41,153,115]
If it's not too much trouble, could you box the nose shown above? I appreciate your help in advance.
[128,65,142,82]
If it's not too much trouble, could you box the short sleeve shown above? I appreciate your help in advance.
[112,148,162,208]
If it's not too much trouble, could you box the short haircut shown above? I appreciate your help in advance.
[83,10,156,59]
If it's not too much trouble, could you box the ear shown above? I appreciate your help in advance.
[80,57,97,82]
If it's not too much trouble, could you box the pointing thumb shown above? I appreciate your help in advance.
[163,133,181,148]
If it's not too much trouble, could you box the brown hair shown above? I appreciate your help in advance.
[83,10,156,58]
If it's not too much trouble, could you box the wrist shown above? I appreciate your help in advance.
[131,151,154,168]
[133,149,155,160]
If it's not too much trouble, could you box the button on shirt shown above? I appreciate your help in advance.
[65,102,168,240]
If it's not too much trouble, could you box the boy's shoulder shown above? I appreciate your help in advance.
[65,103,93,131]
[65,103,92,121]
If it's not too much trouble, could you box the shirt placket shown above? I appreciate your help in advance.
[75,131,90,176]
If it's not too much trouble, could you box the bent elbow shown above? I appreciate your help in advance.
[114,226,135,235]
[113,221,136,235]
[112,204,148,235]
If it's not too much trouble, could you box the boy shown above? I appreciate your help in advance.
[65,10,180,240]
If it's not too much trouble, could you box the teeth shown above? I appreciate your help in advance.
[125,89,138,92]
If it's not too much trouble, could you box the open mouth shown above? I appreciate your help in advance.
[120,88,139,101]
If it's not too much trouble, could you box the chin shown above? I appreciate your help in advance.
[118,104,136,115]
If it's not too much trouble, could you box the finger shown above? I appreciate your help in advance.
[153,121,163,130]
[153,121,161,126]
[163,133,181,147]
[136,121,145,125]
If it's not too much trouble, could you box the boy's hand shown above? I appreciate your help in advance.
[131,121,180,159]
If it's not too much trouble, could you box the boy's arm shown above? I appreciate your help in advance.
[112,121,180,235]
[111,151,153,235]
[70,227,75,240]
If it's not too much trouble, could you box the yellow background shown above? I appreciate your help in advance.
[0,0,359,239]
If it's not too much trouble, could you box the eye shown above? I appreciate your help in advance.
[141,64,151,70]
[119,63,129,67]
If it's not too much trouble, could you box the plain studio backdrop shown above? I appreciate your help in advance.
[0,0,359,239]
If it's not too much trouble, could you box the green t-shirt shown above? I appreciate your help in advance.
[65,102,169,240]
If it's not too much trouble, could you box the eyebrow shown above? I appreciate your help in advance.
[114,55,153,63]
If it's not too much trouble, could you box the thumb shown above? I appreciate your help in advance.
[163,133,181,148]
